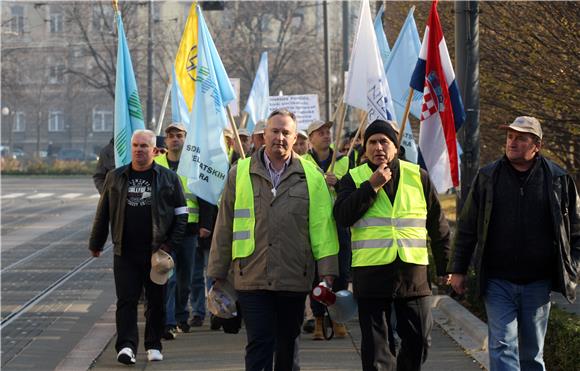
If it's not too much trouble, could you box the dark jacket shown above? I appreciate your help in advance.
[93,139,115,195]
[334,159,451,298]
[89,162,188,256]
[448,155,580,303]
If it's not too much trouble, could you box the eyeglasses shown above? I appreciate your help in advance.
[268,109,296,121]
[155,148,167,155]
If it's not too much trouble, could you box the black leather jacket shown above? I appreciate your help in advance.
[449,155,580,303]
[89,162,188,256]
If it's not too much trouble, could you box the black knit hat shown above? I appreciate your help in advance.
[363,120,399,149]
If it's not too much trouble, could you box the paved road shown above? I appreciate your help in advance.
[1,176,115,371]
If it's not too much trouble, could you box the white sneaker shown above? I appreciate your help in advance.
[117,347,136,365]
[147,349,163,361]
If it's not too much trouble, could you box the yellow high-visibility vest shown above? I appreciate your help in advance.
[301,151,350,180]
[349,161,428,267]
[154,154,199,223]
[232,156,338,261]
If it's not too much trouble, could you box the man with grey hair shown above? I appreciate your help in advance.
[89,129,187,365]
[208,109,339,370]
[449,116,579,370]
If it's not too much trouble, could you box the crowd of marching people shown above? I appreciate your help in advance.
[88,109,579,371]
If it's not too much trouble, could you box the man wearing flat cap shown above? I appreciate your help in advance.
[449,116,580,371]
[334,119,451,371]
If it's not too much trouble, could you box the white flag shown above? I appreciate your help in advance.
[344,0,396,124]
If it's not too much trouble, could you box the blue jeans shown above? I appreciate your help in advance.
[164,234,197,326]
[189,239,209,319]
[484,279,551,371]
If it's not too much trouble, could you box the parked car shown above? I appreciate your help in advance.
[57,149,90,162]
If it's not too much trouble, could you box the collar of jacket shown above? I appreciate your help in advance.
[251,147,304,182]
[308,147,344,164]
[119,161,161,177]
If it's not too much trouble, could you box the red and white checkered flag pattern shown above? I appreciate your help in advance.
[420,83,438,121]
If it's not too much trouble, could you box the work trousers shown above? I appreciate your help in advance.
[358,296,432,371]
[237,290,307,371]
[114,251,165,353]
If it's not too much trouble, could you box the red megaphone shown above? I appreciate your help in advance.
[311,282,336,306]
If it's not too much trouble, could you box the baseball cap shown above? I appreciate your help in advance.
[237,128,250,137]
[253,120,267,135]
[164,122,187,134]
[307,120,333,136]
[150,249,174,285]
[500,116,543,139]
[297,130,308,139]
[223,128,234,139]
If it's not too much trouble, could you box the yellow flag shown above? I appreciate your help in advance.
[174,4,198,111]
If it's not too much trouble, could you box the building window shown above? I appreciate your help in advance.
[49,11,63,33]
[48,111,64,132]
[92,5,114,32]
[48,64,65,84]
[10,6,24,34]
[92,108,113,132]
[13,112,25,132]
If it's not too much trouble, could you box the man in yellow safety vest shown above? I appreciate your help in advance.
[334,120,451,371]
[208,109,339,371]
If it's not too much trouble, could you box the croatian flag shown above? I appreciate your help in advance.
[410,0,465,193]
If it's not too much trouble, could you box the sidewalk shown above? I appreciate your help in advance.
[87,305,483,370]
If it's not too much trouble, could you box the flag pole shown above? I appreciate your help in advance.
[397,88,414,147]
[155,77,172,135]
[328,100,348,173]
[226,106,245,160]
[346,111,368,158]
[240,111,249,129]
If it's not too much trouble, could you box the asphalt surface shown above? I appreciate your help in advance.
[1,176,115,371]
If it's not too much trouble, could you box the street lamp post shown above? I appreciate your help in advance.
[2,106,14,151]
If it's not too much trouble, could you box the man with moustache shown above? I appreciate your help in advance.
[334,120,450,371]
[449,116,579,371]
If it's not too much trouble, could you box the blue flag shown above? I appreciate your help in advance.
[171,68,191,129]
[243,52,269,133]
[177,6,235,205]
[114,12,145,168]
[384,8,422,163]
[373,4,391,67]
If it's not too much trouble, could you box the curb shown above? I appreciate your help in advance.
[432,295,489,370]
[54,304,116,371]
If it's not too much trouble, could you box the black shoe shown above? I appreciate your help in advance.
[190,315,204,327]
[302,319,315,333]
[209,314,222,331]
[177,321,191,333]
[162,326,177,340]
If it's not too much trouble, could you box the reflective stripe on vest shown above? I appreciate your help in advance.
[154,154,199,223]
[232,156,339,261]
[349,161,428,267]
